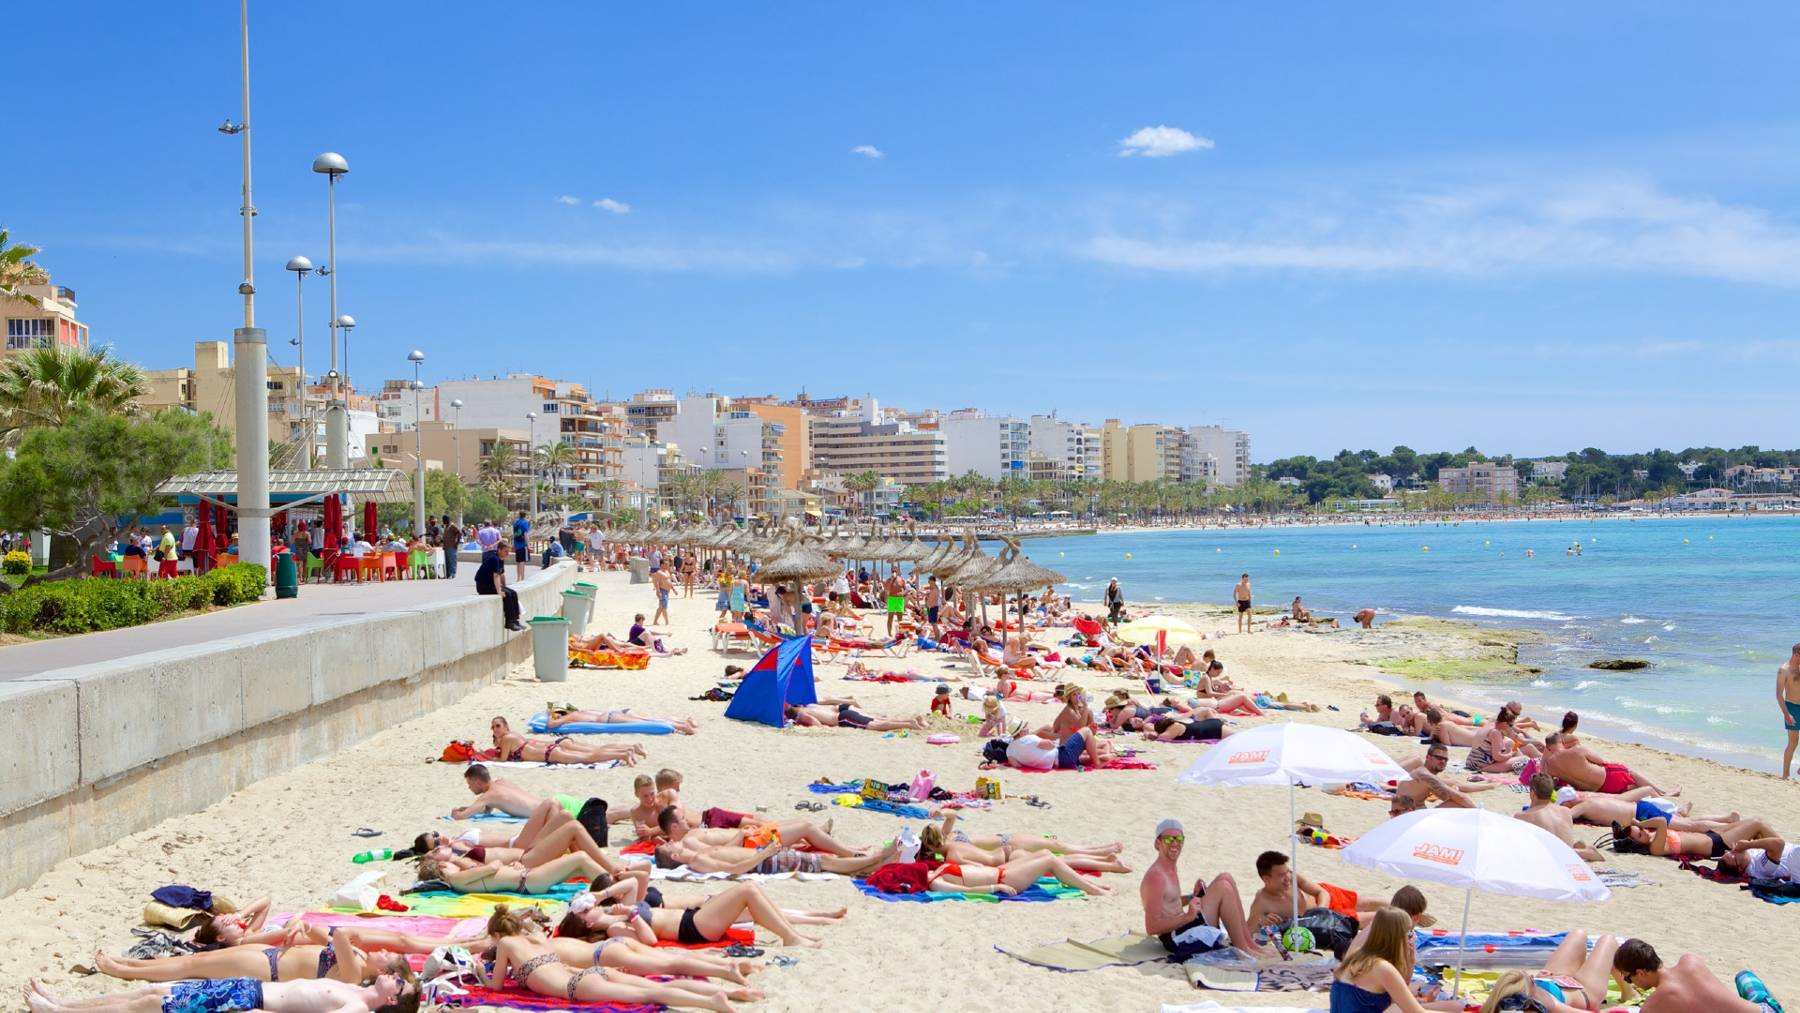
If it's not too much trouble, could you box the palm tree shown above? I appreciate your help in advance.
[480,442,521,504]
[0,345,147,446]
[534,441,577,508]
[0,228,46,305]
[845,470,881,517]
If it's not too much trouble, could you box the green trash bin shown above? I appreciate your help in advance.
[274,551,299,600]
[559,588,595,637]
[528,615,571,682]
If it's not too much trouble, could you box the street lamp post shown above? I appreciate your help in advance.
[449,398,464,523]
[526,411,539,521]
[312,151,349,466]
[739,450,749,521]
[227,0,270,577]
[284,256,313,470]
[408,349,426,535]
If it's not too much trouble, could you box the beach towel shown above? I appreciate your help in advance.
[1413,930,1566,969]
[1008,757,1157,773]
[1598,870,1651,889]
[435,981,657,1012]
[568,649,651,670]
[649,865,836,884]
[393,882,588,918]
[473,755,623,771]
[1163,1004,1324,1013]
[273,912,486,938]
[527,712,673,736]
[804,784,932,819]
[995,932,1172,971]
[852,875,1086,904]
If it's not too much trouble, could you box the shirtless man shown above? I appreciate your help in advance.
[1139,819,1273,959]
[654,836,895,877]
[1779,643,1800,779]
[1420,707,1485,748]
[1555,784,1736,833]
[1412,691,1473,727]
[1245,851,1384,933]
[1614,939,1782,1013]
[1542,732,1674,796]
[1353,608,1377,629]
[783,700,925,731]
[657,806,864,857]
[25,973,416,1013]
[650,565,673,625]
[1516,774,1605,863]
[621,774,699,840]
[882,569,907,637]
[1391,744,1485,813]
[1233,574,1253,633]
[451,763,583,820]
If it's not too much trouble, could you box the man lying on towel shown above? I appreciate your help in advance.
[653,837,897,877]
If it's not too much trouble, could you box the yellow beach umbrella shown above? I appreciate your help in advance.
[1114,614,1205,648]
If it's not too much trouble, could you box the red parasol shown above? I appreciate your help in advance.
[215,499,232,550]
[194,501,215,571]
[363,500,377,541]
[323,493,341,552]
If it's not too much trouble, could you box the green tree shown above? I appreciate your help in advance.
[0,345,148,445]
[465,486,505,524]
[845,470,882,517]
[0,227,45,305]
[479,442,521,504]
[424,469,470,522]
[0,408,230,579]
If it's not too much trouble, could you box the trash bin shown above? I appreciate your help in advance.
[627,557,650,584]
[274,551,299,600]
[559,587,595,636]
[529,616,570,682]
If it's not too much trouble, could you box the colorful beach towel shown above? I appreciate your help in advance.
[274,912,486,938]
[393,882,587,918]
[436,981,657,1012]
[527,712,673,736]
[805,784,932,819]
[1008,757,1157,773]
[853,875,1086,904]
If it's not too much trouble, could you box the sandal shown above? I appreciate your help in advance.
[723,943,764,958]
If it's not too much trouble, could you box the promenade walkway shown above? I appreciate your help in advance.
[0,564,540,682]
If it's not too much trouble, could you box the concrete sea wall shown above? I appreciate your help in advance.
[0,563,575,897]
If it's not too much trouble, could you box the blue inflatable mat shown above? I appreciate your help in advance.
[527,711,674,735]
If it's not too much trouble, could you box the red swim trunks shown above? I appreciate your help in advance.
[1599,763,1640,794]
[1320,883,1359,919]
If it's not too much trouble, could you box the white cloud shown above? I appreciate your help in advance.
[850,144,886,160]
[1080,177,1800,287]
[592,198,632,215]
[1117,125,1213,159]
[554,195,581,206]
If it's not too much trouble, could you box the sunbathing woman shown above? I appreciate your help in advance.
[414,820,635,885]
[921,851,1113,897]
[568,632,649,655]
[478,905,748,1011]
[1618,816,1780,860]
[416,850,616,894]
[654,837,898,879]
[783,701,926,730]
[1476,931,1634,1012]
[545,704,699,735]
[658,806,867,856]
[187,897,277,949]
[95,921,410,985]
[1134,714,1228,743]
[921,813,1128,873]
[489,716,645,766]
[995,672,1056,703]
[558,882,827,951]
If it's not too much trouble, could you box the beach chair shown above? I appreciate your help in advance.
[358,554,383,581]
[712,621,756,653]
[90,555,118,578]
[429,547,445,578]
[120,555,148,579]
[217,553,238,567]
[1072,617,1103,646]
[302,552,325,583]
[381,551,403,581]
[408,548,431,579]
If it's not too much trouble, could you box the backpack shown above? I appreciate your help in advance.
[577,798,609,847]
[438,740,476,763]
[981,739,1012,764]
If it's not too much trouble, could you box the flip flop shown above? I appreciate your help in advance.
[351,828,383,838]
[723,944,764,958]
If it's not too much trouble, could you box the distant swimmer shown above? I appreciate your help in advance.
[1353,608,1376,629]
[1779,642,1800,779]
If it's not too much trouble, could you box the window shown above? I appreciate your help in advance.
[6,318,54,350]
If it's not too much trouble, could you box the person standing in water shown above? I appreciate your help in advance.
[1779,642,1800,779]
[1233,573,1253,633]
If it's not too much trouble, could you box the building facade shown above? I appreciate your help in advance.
[435,374,623,497]
[1184,426,1252,487]
[809,398,948,486]
[939,409,1030,481]
[2,273,89,355]
[1028,414,1101,480]
[1438,462,1521,502]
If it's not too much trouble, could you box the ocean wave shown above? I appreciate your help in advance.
[1452,605,1577,622]
[1530,679,1552,688]
[1662,623,1676,632]
[1617,696,1692,716]
[1619,616,1647,625]
[1707,715,1736,727]
[1579,709,1774,762]
[1572,680,1605,692]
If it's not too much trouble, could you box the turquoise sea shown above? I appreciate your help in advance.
[1030,515,1800,772]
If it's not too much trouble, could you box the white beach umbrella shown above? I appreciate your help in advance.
[1339,807,1610,990]
[1177,722,1409,930]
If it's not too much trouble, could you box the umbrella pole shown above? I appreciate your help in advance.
[1289,783,1300,931]
[1453,888,1471,995]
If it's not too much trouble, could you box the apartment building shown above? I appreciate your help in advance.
[1438,462,1521,502]
[809,398,948,486]
[365,421,531,490]
[1028,414,1101,480]
[373,378,441,430]
[622,388,679,436]
[1184,426,1252,487]
[939,409,1030,480]
[435,374,622,496]
[2,271,89,355]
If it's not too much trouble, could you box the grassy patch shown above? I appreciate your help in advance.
[1372,656,1543,681]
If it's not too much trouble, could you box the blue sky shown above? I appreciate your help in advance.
[12,3,1800,458]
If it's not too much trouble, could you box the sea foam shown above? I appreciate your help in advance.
[1452,605,1576,622]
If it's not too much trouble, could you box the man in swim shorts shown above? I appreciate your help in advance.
[1541,733,1672,796]
[1779,642,1800,779]
[1615,939,1782,1013]
[25,972,415,1013]
[1140,819,1273,959]
[654,837,897,877]
[883,570,907,636]
[450,764,586,820]
[1233,574,1253,633]
[1246,850,1384,932]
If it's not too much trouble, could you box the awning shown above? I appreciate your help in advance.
[155,469,413,510]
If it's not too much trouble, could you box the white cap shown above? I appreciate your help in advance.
[1155,818,1185,837]
[1554,786,1578,804]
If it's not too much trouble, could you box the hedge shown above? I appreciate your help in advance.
[0,562,267,635]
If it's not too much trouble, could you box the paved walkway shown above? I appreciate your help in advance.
[0,565,541,681]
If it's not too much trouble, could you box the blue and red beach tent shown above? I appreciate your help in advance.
[724,635,819,727]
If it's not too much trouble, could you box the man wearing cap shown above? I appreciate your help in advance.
[1515,773,1606,863]
[1390,743,1487,815]
[1140,819,1272,959]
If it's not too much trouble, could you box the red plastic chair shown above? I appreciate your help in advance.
[358,554,383,581]
[90,555,118,578]
[332,553,360,582]
[381,552,402,581]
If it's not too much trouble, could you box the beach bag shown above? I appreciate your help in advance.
[895,826,922,863]
[859,779,892,800]
[1280,909,1359,959]
[577,798,609,847]
[975,775,1003,800]
[867,861,931,895]
[980,740,1011,765]
[439,740,476,763]
[908,770,936,801]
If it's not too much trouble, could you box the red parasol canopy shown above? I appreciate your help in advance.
[323,493,342,552]
[194,501,215,566]
[215,499,232,549]
[363,500,377,541]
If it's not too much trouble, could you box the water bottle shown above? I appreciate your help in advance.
[1734,971,1778,1012]
[352,848,392,864]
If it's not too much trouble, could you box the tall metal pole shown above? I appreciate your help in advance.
[231,0,271,578]
[286,257,313,471]
[409,350,426,535]
[314,152,349,467]
[527,412,539,521]
[450,399,464,524]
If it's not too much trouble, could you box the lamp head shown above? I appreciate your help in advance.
[312,152,349,176]
[407,349,425,364]
[335,314,356,330]
[285,256,314,274]
[450,399,464,409]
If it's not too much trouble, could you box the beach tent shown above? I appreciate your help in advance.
[724,635,819,727]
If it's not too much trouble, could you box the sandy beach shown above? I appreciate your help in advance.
[5,569,1797,1010]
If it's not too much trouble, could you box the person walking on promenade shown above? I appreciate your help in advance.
[440,515,462,580]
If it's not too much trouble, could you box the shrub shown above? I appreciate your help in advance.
[1,550,30,575]
[0,562,265,635]
[205,563,267,606]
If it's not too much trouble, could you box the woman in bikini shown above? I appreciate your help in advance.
[544,704,699,735]
[1476,931,1633,1012]
[416,850,615,895]
[412,820,634,884]
[94,922,410,985]
[1134,714,1228,742]
[489,717,644,766]
[477,906,749,1012]
[782,701,926,731]
[555,881,830,949]
[920,851,1113,897]
[920,813,1128,873]
[1618,816,1779,859]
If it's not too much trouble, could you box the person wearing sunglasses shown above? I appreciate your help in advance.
[1139,819,1274,959]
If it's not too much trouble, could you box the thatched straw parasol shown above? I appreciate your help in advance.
[971,536,1066,637]
[754,526,842,635]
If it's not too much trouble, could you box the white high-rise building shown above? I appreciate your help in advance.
[1184,426,1252,487]
[940,409,1029,481]
[809,396,948,485]
[654,395,785,476]
[1029,414,1101,480]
